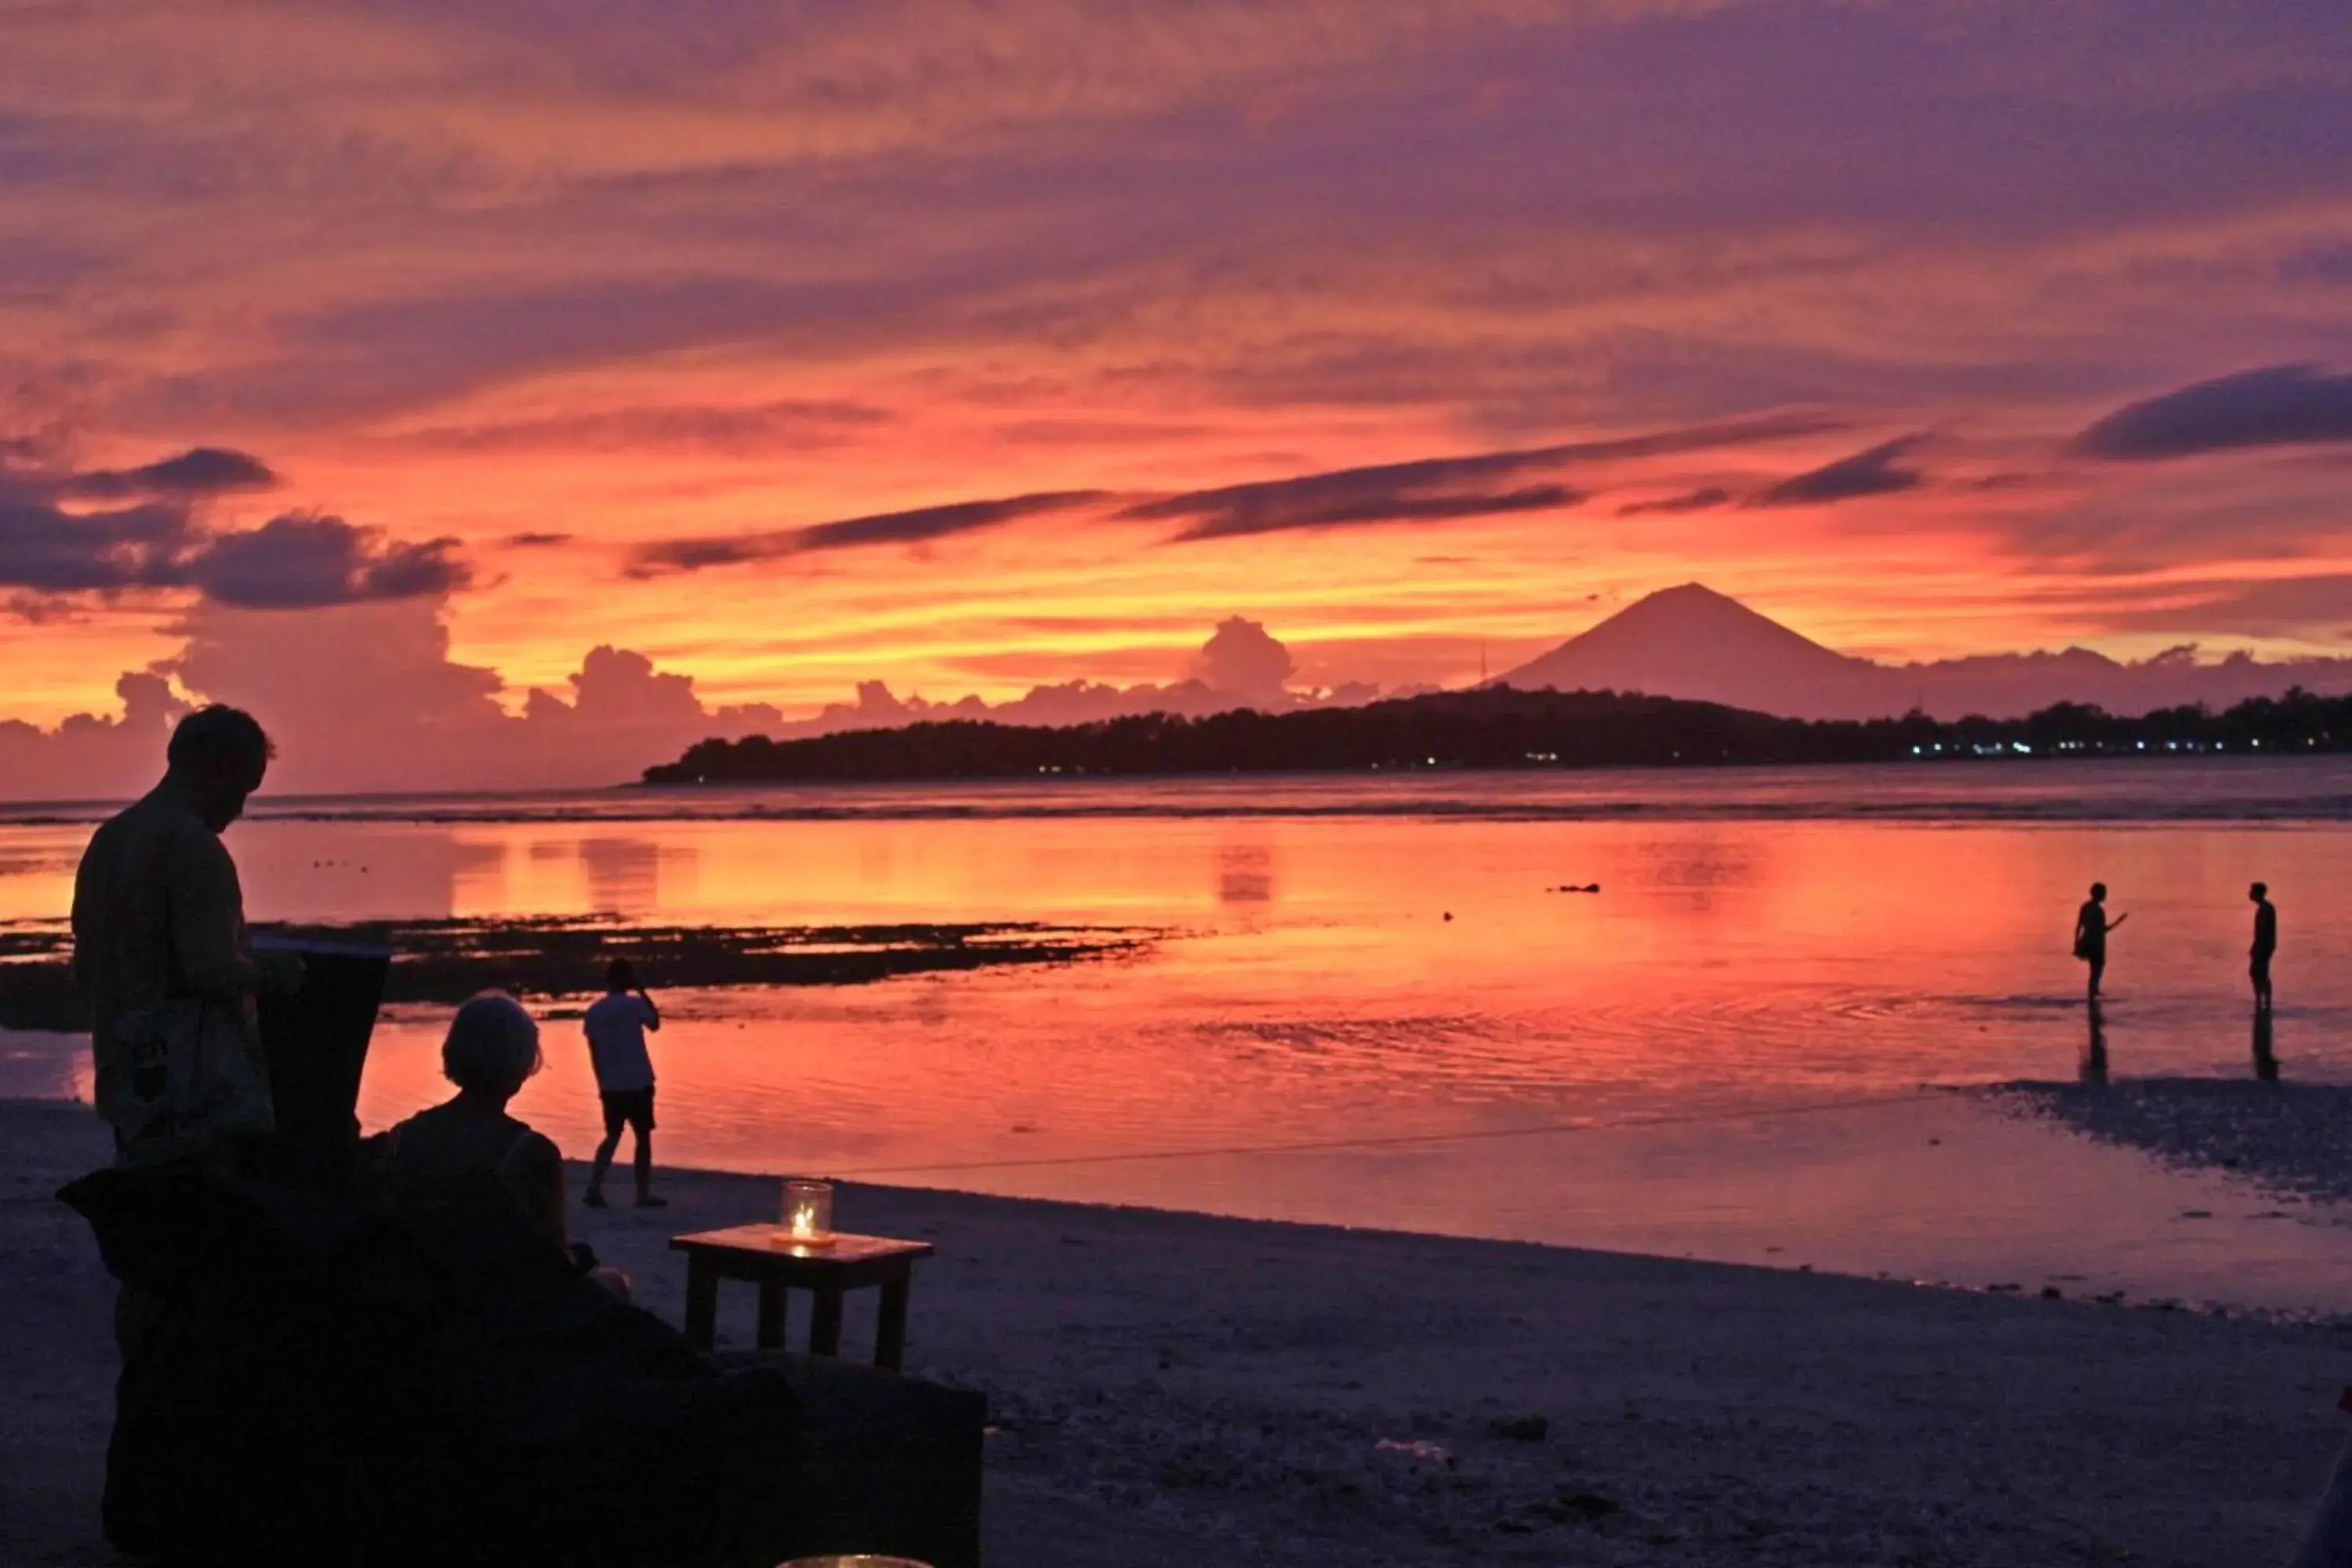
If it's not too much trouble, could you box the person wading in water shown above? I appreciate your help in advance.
[2073,882,2126,1000]
[2247,880,2278,1011]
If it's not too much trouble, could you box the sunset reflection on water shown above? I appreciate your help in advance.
[6,771,2352,1306]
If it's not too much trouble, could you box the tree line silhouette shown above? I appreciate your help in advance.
[641,685,2352,785]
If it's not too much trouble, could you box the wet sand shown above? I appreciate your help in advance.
[2002,1077,2352,1210]
[5,1098,2347,1567]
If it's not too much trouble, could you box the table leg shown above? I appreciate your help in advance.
[809,1287,844,1357]
[876,1273,912,1371]
[756,1279,787,1350]
[684,1258,718,1352]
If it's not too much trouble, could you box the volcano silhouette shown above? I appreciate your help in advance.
[1494,583,1896,718]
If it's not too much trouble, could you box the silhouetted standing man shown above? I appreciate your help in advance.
[71,705,295,1163]
[71,705,297,1363]
[2073,882,2125,1000]
[2249,881,2278,1011]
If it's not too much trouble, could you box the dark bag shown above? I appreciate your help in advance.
[100,996,274,1167]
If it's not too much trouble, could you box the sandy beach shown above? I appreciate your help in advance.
[5,1098,2348,1566]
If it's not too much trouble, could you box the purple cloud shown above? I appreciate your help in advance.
[1617,487,1731,518]
[1747,436,1925,508]
[628,491,1105,575]
[183,514,470,609]
[61,448,278,499]
[2071,365,2352,461]
[2,446,462,612]
[0,494,192,593]
[1127,415,1832,542]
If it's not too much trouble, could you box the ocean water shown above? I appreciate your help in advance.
[7,756,2351,1308]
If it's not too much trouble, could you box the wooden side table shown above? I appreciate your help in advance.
[670,1225,935,1370]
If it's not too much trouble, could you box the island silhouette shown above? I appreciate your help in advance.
[643,684,2350,784]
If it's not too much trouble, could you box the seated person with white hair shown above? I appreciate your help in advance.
[376,991,626,1296]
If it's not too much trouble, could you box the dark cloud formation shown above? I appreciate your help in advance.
[615,413,1839,566]
[628,491,1105,576]
[183,514,470,609]
[0,491,191,592]
[1,447,464,611]
[2070,365,2352,461]
[795,492,1105,551]
[1746,436,1925,508]
[1127,414,1833,542]
[505,531,575,548]
[61,447,278,499]
[1617,487,1731,517]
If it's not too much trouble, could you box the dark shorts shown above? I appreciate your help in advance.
[601,1087,655,1138]
[2252,952,2274,982]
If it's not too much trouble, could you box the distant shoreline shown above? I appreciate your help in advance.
[4,750,2350,826]
[18,745,2339,826]
[636,744,2341,787]
[643,685,2352,787]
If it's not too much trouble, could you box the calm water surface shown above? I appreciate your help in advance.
[6,758,2350,1307]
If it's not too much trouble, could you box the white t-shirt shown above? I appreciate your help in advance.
[583,993,658,1093]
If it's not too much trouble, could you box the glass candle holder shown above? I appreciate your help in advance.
[779,1177,836,1247]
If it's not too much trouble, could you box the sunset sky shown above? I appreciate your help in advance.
[5,2,2352,782]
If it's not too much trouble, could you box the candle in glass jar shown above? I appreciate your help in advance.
[779,1177,835,1247]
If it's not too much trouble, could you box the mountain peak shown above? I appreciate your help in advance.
[1649,581,1736,604]
[1496,583,1874,715]
[1603,581,1786,624]
[1491,582,2352,721]
[1571,582,1838,648]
